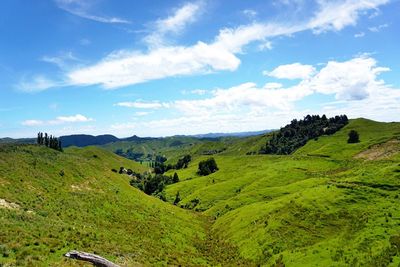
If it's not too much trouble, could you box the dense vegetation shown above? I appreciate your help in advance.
[36,132,62,151]
[262,114,348,155]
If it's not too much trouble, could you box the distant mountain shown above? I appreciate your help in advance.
[60,134,119,147]
[192,129,272,138]
[1,130,272,148]
[0,137,35,144]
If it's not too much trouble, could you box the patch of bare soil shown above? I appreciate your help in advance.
[355,139,400,160]
[0,198,20,210]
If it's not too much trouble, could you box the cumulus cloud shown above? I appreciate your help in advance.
[264,63,316,80]
[55,0,130,24]
[22,114,93,126]
[112,61,400,136]
[111,55,399,135]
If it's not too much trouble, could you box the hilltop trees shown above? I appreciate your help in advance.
[37,132,63,151]
[198,158,219,176]
[348,130,360,143]
[262,114,349,155]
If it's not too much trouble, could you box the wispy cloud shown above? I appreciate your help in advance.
[41,51,81,69]
[16,75,63,92]
[55,0,131,24]
[115,101,168,109]
[22,114,93,126]
[144,1,203,47]
[368,23,389,32]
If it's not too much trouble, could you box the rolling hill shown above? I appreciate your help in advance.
[2,118,400,266]
[163,118,400,266]
[0,145,248,266]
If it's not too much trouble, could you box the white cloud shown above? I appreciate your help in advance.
[56,114,93,123]
[115,101,166,109]
[354,32,365,38]
[16,76,61,92]
[243,9,257,18]
[307,0,390,33]
[264,63,316,80]
[109,56,400,136]
[305,56,390,100]
[55,0,130,24]
[263,82,283,89]
[22,114,93,127]
[368,23,389,32]
[22,120,44,126]
[145,2,202,46]
[41,51,81,69]
[134,111,151,116]
[23,0,389,91]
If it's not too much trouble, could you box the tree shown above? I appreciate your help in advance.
[173,191,181,205]
[198,158,218,176]
[347,130,360,143]
[173,172,179,183]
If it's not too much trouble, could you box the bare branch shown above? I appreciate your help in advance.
[64,250,120,267]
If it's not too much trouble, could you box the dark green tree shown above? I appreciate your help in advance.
[347,130,360,143]
[198,158,218,176]
[173,172,179,183]
[173,191,181,205]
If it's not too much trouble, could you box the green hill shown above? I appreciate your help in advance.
[164,119,400,266]
[2,118,400,266]
[0,145,247,266]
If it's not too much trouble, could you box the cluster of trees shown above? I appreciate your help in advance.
[129,172,179,201]
[197,158,218,176]
[261,114,349,155]
[37,132,63,151]
[151,154,192,175]
[115,149,144,162]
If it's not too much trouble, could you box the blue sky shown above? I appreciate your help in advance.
[1,0,399,137]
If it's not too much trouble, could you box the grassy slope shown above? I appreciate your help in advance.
[0,145,247,266]
[165,119,400,266]
[100,134,269,164]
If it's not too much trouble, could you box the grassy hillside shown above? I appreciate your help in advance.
[164,119,400,266]
[0,145,248,266]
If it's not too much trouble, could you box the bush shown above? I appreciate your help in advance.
[347,130,360,143]
[198,158,218,176]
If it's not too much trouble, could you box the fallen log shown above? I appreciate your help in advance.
[64,250,120,267]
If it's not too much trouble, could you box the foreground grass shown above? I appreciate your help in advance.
[0,145,248,266]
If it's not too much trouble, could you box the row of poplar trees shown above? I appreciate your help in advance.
[37,132,63,151]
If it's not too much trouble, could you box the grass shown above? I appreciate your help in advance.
[2,118,400,266]
[0,145,248,266]
[164,118,400,266]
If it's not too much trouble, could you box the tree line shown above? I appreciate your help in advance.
[261,114,349,155]
[37,132,63,151]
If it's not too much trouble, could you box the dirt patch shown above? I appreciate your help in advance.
[355,139,400,160]
[0,198,20,210]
